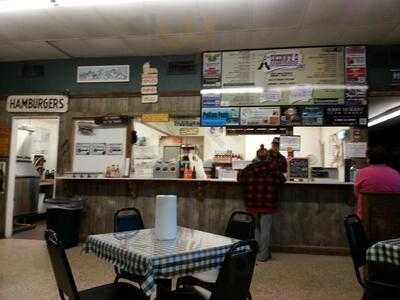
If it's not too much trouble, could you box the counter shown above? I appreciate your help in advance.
[55,177,355,254]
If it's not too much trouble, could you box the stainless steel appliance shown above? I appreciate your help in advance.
[14,160,40,217]
[0,160,7,236]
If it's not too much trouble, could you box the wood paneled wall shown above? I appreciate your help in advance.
[58,179,355,254]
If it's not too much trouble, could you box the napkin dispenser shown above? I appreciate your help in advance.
[155,195,177,240]
[153,160,180,179]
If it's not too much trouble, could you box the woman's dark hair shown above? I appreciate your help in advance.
[367,145,388,164]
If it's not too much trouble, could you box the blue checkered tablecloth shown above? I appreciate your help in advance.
[366,238,400,266]
[83,227,239,297]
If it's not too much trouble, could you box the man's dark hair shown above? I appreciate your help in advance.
[367,145,388,165]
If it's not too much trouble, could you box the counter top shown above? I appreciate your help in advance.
[55,176,353,185]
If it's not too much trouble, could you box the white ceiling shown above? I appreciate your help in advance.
[0,0,399,61]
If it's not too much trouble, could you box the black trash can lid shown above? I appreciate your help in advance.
[45,197,84,210]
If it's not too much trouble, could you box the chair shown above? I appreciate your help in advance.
[114,207,144,233]
[224,211,256,240]
[45,230,145,300]
[344,214,400,300]
[113,207,146,289]
[177,211,256,300]
[169,239,258,300]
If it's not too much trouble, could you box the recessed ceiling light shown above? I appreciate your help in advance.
[0,0,53,12]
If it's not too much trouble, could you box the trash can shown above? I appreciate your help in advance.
[45,198,84,249]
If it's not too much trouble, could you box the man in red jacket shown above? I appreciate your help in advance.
[238,144,286,261]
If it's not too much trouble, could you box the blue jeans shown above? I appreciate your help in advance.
[255,214,273,261]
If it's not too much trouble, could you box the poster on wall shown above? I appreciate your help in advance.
[324,106,367,126]
[201,108,240,126]
[345,46,368,105]
[240,107,280,126]
[302,106,324,125]
[280,107,303,126]
[77,65,130,83]
[218,47,345,106]
[202,52,222,87]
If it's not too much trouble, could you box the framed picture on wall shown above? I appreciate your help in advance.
[77,65,130,83]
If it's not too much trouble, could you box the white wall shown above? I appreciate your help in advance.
[292,127,322,166]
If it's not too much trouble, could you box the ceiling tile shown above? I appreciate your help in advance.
[339,22,399,44]
[253,0,309,29]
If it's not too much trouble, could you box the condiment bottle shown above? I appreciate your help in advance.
[192,166,196,179]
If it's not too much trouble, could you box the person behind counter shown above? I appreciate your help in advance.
[354,145,400,219]
[238,145,286,261]
[270,137,288,173]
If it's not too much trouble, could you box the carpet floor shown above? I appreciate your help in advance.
[0,238,362,300]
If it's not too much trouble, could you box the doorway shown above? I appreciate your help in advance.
[5,116,60,239]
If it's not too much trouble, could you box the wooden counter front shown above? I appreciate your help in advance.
[56,178,355,254]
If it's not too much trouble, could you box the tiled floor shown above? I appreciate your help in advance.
[12,220,46,240]
[0,238,362,300]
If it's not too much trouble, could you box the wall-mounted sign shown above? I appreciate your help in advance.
[142,73,159,86]
[141,95,159,103]
[288,158,310,180]
[0,128,10,156]
[142,113,169,123]
[174,118,201,127]
[141,86,158,94]
[6,95,69,113]
[280,135,301,151]
[179,128,199,136]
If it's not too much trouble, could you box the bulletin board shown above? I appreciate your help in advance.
[72,120,128,173]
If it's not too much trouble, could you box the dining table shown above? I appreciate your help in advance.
[83,226,239,299]
[366,238,400,266]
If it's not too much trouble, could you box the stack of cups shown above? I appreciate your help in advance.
[155,195,177,240]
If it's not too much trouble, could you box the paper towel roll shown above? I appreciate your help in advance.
[155,195,177,240]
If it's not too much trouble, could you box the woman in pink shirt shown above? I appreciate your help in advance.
[354,145,400,218]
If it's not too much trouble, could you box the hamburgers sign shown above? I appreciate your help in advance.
[6,95,69,113]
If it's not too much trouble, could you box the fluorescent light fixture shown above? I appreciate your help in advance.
[368,107,400,127]
[54,0,138,7]
[0,0,53,12]
[266,84,368,92]
[201,87,264,95]
[201,84,368,95]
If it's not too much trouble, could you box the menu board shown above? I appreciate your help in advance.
[220,47,345,106]
[288,158,309,180]
[240,107,280,126]
[201,46,368,128]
